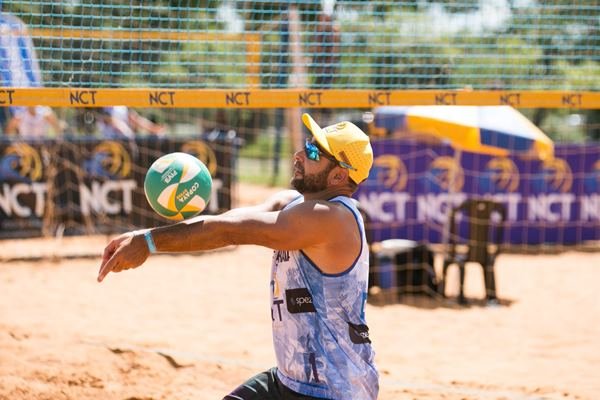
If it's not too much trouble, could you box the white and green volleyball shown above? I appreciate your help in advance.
[144,152,212,221]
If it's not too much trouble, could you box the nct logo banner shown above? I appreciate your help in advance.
[0,136,237,239]
[355,140,600,246]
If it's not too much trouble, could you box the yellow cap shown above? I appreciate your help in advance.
[302,113,373,184]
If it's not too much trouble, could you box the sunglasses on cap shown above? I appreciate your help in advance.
[304,140,356,171]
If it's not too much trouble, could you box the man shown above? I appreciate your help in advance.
[97,106,165,139]
[97,113,379,400]
[5,106,64,138]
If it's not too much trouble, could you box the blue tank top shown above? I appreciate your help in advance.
[270,195,379,400]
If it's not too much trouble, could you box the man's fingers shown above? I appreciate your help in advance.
[98,234,132,281]
[98,243,122,282]
[98,241,118,281]
[97,232,142,283]
[101,242,116,267]
[97,256,115,282]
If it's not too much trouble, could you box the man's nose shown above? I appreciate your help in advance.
[293,149,304,161]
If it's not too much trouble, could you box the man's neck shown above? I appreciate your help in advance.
[302,186,352,201]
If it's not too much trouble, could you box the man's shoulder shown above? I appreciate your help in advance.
[264,189,301,211]
[294,198,355,223]
[274,189,301,201]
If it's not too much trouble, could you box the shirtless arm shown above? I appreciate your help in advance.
[97,191,357,282]
[220,189,300,216]
[4,116,20,135]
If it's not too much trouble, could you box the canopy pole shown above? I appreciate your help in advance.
[442,148,463,256]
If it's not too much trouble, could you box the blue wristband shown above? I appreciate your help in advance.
[143,231,157,254]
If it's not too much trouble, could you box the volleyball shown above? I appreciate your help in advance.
[144,152,212,221]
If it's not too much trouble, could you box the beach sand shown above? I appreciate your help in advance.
[1,184,598,400]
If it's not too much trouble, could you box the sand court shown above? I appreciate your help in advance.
[1,184,598,400]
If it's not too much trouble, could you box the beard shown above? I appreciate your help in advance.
[291,162,335,193]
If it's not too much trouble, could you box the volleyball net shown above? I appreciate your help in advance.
[1,1,598,102]
[0,1,598,260]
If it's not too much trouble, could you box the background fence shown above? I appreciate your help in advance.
[0,0,599,248]
[2,1,599,91]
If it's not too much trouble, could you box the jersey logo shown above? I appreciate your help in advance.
[285,288,316,314]
[348,322,371,344]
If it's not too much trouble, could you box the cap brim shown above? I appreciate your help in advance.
[302,113,332,155]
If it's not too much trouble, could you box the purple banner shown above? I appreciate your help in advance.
[0,136,236,239]
[355,139,600,246]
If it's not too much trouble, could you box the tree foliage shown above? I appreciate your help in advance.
[2,1,598,139]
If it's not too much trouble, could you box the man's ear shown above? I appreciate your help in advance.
[330,167,348,185]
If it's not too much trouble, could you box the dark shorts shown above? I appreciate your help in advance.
[223,367,327,400]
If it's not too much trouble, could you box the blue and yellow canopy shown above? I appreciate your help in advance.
[374,106,554,160]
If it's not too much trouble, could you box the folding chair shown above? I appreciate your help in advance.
[439,199,506,304]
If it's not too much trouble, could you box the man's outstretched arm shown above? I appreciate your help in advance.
[97,196,345,282]
[220,189,300,217]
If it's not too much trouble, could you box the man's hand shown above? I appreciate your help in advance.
[97,232,150,282]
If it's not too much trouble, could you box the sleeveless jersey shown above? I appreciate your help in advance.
[270,195,379,400]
